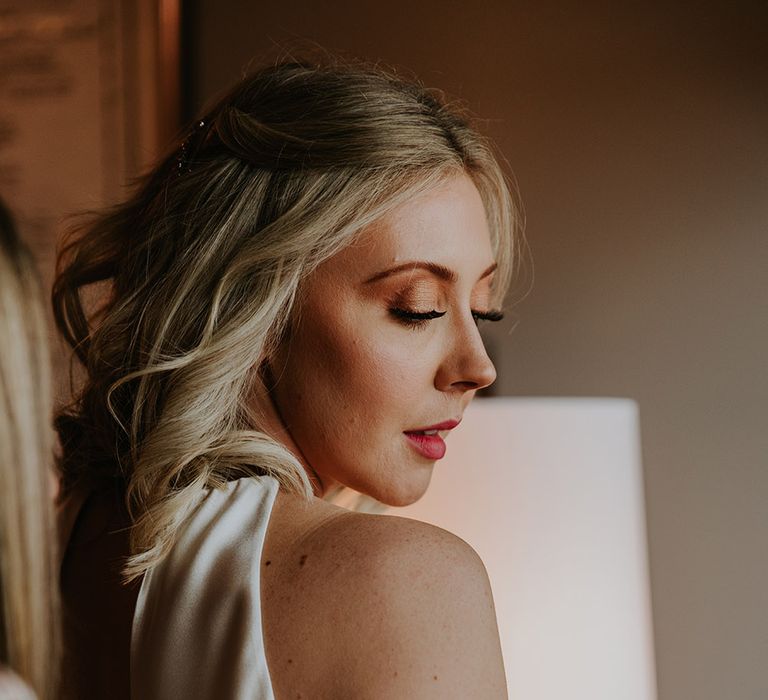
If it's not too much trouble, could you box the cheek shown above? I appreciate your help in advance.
[288,318,431,437]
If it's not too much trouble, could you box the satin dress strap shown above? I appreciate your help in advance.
[131,476,279,699]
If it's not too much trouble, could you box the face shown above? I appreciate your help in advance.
[266,173,500,506]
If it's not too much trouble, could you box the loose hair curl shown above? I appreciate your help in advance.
[53,58,519,581]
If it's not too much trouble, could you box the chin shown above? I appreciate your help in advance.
[366,472,433,508]
[379,492,423,508]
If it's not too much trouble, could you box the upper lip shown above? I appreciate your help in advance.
[404,418,461,433]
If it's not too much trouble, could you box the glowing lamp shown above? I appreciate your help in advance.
[389,397,657,700]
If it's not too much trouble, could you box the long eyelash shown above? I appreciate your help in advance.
[389,308,446,329]
[389,307,504,330]
[472,310,504,324]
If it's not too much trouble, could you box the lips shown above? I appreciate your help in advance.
[404,432,447,459]
[403,418,460,460]
[404,418,461,433]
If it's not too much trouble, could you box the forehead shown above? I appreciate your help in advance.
[327,174,495,281]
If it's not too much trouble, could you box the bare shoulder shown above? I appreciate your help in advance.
[318,509,490,582]
[270,508,507,699]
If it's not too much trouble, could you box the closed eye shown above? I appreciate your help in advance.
[472,310,504,324]
[389,308,446,329]
[389,307,503,330]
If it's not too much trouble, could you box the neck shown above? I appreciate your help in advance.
[248,368,332,498]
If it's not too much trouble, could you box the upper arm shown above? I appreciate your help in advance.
[304,513,508,699]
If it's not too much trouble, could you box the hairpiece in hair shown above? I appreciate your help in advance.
[176,118,215,176]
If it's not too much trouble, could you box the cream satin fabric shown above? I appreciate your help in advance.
[0,668,35,700]
[131,476,279,699]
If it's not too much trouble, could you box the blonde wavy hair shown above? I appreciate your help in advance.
[52,57,519,582]
[0,200,59,698]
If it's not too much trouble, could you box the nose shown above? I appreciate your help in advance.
[434,315,497,393]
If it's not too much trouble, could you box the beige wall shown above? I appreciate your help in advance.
[190,2,768,698]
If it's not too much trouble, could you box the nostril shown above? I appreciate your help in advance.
[453,380,481,391]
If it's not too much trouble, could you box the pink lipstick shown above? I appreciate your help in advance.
[403,418,461,460]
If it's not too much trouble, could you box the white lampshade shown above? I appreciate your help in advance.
[388,397,657,700]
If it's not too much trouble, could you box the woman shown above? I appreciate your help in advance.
[56,57,518,698]
[0,199,59,699]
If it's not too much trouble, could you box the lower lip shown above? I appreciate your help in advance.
[404,432,447,460]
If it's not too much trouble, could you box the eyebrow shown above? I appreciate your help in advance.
[364,261,497,285]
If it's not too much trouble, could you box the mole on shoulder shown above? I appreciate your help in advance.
[287,659,293,664]
[433,675,438,680]
[299,553,308,567]
[264,560,272,566]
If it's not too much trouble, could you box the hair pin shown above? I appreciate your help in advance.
[176,119,211,176]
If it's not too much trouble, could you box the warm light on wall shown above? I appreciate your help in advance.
[388,397,658,699]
